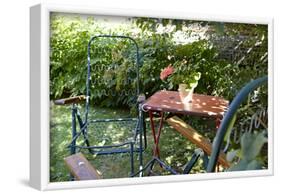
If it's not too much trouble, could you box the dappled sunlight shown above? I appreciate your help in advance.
[50,103,140,181]
[48,13,268,181]
[107,124,114,129]
[50,89,230,181]
[144,90,228,118]
[202,110,217,116]
[168,117,206,143]
[191,132,204,142]
[166,116,230,168]
[50,103,208,181]
[179,120,206,144]
[166,155,174,165]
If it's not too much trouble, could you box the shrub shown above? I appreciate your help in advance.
[50,14,268,108]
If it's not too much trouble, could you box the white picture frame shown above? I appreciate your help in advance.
[30,3,274,191]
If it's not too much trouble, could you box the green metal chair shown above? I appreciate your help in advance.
[183,76,268,173]
[54,35,147,177]
[207,76,268,172]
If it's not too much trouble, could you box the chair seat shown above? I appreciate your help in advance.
[73,118,141,155]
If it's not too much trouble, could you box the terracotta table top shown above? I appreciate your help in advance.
[143,90,229,119]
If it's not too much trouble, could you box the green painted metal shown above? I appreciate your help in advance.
[68,35,145,177]
[207,76,268,172]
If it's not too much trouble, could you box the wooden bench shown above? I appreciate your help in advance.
[166,116,230,168]
[64,152,102,180]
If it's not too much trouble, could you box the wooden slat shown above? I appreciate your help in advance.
[64,153,102,180]
[54,95,86,105]
[166,116,230,168]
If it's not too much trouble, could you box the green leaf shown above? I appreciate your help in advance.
[245,160,262,170]
[241,131,267,161]
[224,113,237,141]
[213,23,225,35]
[226,149,238,162]
[228,159,248,171]
[228,159,262,171]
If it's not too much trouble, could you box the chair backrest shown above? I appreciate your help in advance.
[207,76,268,172]
[85,35,140,122]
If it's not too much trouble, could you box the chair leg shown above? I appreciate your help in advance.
[130,142,134,176]
[183,148,204,174]
[202,152,209,170]
[70,104,77,181]
[71,104,77,155]
[76,110,93,154]
[143,117,147,149]
[138,104,145,174]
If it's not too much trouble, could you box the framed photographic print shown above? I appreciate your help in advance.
[30,3,273,190]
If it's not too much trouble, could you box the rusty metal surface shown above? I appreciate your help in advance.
[143,91,229,118]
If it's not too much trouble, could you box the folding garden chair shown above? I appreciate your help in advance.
[54,35,147,177]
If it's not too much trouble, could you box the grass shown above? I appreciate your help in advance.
[50,103,218,182]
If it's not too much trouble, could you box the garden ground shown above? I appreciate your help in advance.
[50,103,220,182]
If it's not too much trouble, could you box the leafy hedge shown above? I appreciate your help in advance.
[50,14,268,108]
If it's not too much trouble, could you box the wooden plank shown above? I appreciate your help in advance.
[64,153,102,180]
[54,95,86,105]
[166,116,230,168]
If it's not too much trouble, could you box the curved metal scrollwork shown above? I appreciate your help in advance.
[231,107,268,145]
[207,76,268,172]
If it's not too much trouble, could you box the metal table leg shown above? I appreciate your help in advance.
[132,111,178,177]
[149,111,164,158]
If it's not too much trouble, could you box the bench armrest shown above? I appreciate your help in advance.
[54,95,86,105]
[64,153,102,180]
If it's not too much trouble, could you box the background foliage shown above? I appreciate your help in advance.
[50,14,268,105]
[50,14,268,181]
